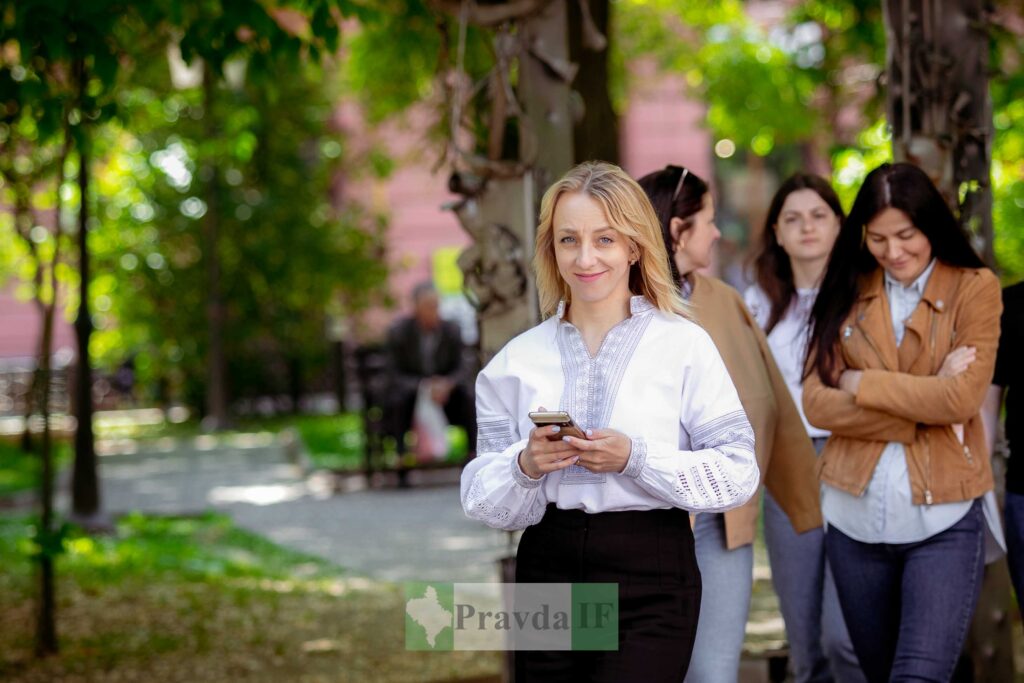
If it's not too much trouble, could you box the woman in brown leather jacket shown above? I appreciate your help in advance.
[803,163,1002,683]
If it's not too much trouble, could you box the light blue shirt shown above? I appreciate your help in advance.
[821,260,974,543]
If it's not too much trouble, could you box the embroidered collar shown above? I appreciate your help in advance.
[555,295,655,320]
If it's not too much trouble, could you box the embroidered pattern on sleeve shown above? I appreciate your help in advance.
[622,437,647,479]
[674,409,758,508]
[671,461,754,509]
[477,416,514,454]
[464,476,546,529]
[690,409,756,452]
[510,452,544,489]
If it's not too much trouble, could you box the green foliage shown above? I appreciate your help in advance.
[1,0,382,412]
[339,0,496,157]
[0,439,72,498]
[616,0,820,155]
[86,52,389,406]
[341,0,446,124]
[990,27,1024,283]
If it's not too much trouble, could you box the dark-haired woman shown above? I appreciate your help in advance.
[803,162,1004,683]
[745,174,863,683]
[638,165,823,682]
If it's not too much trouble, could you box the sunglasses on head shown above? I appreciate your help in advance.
[671,166,689,203]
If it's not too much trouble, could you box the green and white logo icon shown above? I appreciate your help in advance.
[404,582,618,651]
[405,582,455,651]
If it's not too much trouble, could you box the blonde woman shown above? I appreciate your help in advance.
[461,161,759,681]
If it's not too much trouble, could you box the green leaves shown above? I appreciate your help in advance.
[615,0,822,156]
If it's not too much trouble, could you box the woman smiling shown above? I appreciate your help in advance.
[803,162,1004,683]
[461,161,759,681]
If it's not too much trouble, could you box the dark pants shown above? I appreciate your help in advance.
[391,383,477,454]
[515,504,701,683]
[764,436,863,683]
[825,500,985,683]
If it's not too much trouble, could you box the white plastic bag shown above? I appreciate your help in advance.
[413,380,450,461]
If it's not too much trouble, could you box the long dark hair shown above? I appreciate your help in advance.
[753,173,845,334]
[805,162,985,385]
[636,165,710,284]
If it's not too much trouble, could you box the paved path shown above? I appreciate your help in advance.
[61,435,510,583]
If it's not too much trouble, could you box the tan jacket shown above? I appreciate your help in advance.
[689,274,823,548]
[803,262,1002,504]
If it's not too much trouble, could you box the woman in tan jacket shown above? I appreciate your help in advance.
[639,165,822,682]
[803,163,1002,683]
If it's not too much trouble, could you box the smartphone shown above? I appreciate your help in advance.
[528,410,587,440]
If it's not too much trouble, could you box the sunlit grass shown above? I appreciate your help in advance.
[0,512,501,682]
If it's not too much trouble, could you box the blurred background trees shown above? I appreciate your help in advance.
[0,0,1022,666]
[1,1,1020,503]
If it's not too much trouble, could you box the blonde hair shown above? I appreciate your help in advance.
[533,161,691,319]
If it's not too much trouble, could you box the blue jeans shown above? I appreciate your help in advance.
[1004,491,1024,610]
[764,489,864,683]
[684,512,752,683]
[824,500,985,683]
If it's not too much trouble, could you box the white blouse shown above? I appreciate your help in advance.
[460,296,760,531]
[743,284,828,438]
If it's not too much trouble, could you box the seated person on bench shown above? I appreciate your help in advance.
[385,282,477,478]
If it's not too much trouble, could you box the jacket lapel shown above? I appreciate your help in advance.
[855,271,900,371]
[899,261,957,372]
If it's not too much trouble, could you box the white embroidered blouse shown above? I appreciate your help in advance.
[460,296,760,530]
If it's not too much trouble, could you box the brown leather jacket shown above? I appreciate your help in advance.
[803,262,1002,505]
[690,274,822,548]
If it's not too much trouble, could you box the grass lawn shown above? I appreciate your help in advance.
[0,512,500,682]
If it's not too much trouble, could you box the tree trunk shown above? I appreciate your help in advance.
[884,3,1010,680]
[202,67,230,429]
[70,62,100,523]
[332,340,347,413]
[568,0,618,164]
[35,115,73,657]
[884,0,996,267]
[288,356,303,414]
[35,306,58,656]
[519,0,575,189]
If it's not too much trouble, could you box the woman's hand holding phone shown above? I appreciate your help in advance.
[561,429,632,474]
[519,424,583,480]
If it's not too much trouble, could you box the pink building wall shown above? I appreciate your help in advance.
[0,287,75,366]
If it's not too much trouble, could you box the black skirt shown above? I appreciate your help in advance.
[515,503,701,683]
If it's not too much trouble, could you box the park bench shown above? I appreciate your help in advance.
[351,343,468,488]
